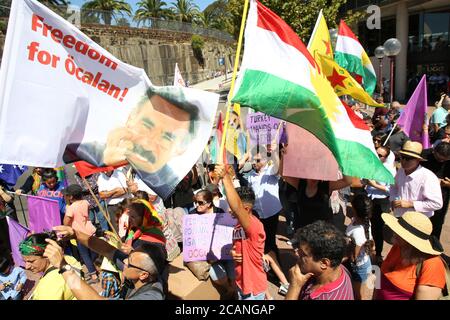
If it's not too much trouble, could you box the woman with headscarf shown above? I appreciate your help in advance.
[19,233,81,300]
[376,211,449,300]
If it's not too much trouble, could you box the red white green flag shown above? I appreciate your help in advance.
[231,0,393,183]
[335,20,377,95]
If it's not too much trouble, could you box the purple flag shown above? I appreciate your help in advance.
[397,75,429,148]
[27,196,61,234]
[6,217,30,267]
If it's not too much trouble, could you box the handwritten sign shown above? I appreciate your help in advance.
[183,213,237,262]
[246,112,282,145]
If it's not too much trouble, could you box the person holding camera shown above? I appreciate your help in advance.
[19,232,82,300]
[42,225,165,300]
[0,254,27,300]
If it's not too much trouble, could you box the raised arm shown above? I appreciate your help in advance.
[215,165,251,231]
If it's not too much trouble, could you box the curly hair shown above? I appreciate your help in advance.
[295,221,346,268]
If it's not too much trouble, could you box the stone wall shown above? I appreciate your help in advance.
[0,25,236,86]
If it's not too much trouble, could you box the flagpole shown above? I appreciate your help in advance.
[81,178,119,238]
[17,196,27,227]
[219,0,250,164]
[383,122,397,146]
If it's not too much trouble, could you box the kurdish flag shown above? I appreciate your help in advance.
[307,9,333,60]
[335,20,377,95]
[318,54,383,107]
[232,0,393,183]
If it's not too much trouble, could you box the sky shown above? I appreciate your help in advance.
[69,0,215,12]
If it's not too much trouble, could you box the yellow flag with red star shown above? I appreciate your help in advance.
[307,9,333,61]
[318,54,383,107]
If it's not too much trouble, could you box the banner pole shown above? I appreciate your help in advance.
[17,196,27,227]
[383,122,397,146]
[219,0,250,164]
[81,178,119,238]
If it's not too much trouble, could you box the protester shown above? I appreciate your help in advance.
[421,142,450,239]
[44,226,166,300]
[346,194,374,300]
[205,183,229,213]
[285,221,354,300]
[432,121,450,147]
[19,233,81,300]
[296,176,352,230]
[37,169,66,220]
[430,94,450,137]
[62,184,99,284]
[246,145,282,264]
[99,231,122,299]
[215,164,267,300]
[376,211,447,300]
[74,171,109,232]
[189,189,224,214]
[363,145,396,264]
[127,169,166,215]
[15,167,44,196]
[0,254,27,300]
[390,141,443,218]
[97,168,129,232]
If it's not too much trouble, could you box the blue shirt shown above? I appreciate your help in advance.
[0,267,27,300]
[430,107,448,127]
[37,181,66,217]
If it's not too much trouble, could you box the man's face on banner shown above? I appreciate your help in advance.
[103,94,191,173]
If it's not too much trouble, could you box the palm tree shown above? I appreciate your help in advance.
[171,0,199,23]
[196,10,215,29]
[134,0,172,27]
[82,0,132,26]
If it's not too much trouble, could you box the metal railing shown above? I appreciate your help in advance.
[0,4,234,42]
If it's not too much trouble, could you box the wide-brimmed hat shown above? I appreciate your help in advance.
[399,141,426,161]
[382,211,443,255]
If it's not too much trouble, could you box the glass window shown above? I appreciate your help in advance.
[422,13,449,52]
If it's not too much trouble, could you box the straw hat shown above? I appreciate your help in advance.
[399,141,426,161]
[382,211,443,255]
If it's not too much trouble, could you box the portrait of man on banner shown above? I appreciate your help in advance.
[64,86,204,199]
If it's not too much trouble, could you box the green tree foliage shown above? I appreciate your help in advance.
[191,34,205,67]
[171,0,199,23]
[228,0,366,42]
[82,0,132,25]
[134,0,173,27]
[197,0,233,33]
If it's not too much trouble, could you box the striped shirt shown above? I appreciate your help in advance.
[299,265,354,300]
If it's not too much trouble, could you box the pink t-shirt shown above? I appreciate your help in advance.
[233,214,267,296]
[65,200,96,236]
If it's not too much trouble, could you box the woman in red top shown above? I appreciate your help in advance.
[376,211,447,300]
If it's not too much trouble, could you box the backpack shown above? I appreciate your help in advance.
[415,255,450,300]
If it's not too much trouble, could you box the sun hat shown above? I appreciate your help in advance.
[382,211,443,255]
[399,141,426,161]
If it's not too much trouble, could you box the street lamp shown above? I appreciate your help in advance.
[329,28,338,50]
[374,46,385,97]
[383,38,402,103]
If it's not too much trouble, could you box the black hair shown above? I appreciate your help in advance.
[195,190,213,203]
[127,202,147,220]
[295,221,346,268]
[236,186,255,207]
[42,169,57,181]
[0,255,12,273]
[135,191,150,201]
[435,142,450,158]
[351,194,374,256]
[206,164,216,172]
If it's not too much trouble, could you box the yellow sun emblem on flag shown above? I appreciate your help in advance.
[310,68,342,123]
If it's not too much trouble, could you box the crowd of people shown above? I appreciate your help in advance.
[1,92,450,301]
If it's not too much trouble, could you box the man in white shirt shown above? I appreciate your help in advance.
[390,141,442,218]
[97,168,130,232]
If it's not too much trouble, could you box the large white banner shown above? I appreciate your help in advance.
[0,0,219,199]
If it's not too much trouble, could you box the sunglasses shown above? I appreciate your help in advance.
[195,200,209,206]
[377,153,386,158]
[400,155,415,161]
[125,259,149,273]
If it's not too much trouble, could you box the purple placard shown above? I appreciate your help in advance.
[183,212,237,262]
[246,112,282,145]
[6,217,30,267]
[27,196,61,233]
